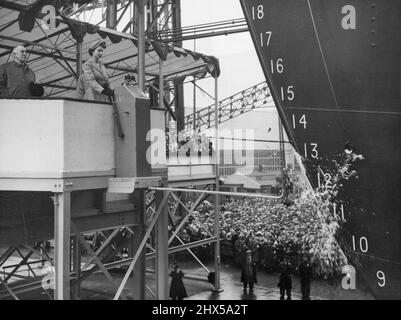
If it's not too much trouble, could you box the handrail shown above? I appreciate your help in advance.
[150,186,284,200]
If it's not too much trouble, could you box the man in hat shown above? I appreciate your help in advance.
[0,45,41,97]
[298,255,313,300]
[241,250,257,293]
[277,260,292,300]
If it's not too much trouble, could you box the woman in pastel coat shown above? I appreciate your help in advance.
[78,41,114,102]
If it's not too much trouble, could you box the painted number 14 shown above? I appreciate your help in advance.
[292,114,307,129]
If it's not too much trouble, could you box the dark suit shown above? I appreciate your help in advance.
[299,261,312,300]
[0,61,35,97]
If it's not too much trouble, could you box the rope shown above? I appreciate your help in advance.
[352,251,401,266]
[306,0,348,138]
[287,106,401,116]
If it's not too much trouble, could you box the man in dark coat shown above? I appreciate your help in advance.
[241,250,257,292]
[169,265,188,300]
[0,46,38,97]
[299,256,313,300]
[277,261,292,300]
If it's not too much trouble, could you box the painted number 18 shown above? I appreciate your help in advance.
[252,5,264,20]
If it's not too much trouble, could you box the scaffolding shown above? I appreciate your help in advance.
[0,0,286,301]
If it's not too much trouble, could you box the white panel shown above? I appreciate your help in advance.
[0,99,64,176]
[0,99,115,179]
[63,100,115,174]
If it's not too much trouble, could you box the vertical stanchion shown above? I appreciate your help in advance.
[278,117,286,170]
[155,56,169,299]
[136,0,145,92]
[213,76,223,293]
[76,40,83,78]
[132,189,146,299]
[72,235,81,300]
[156,191,169,299]
[53,192,71,300]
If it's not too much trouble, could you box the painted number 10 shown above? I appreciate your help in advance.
[352,236,368,253]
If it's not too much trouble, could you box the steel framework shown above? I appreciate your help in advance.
[0,0,286,301]
[185,81,272,132]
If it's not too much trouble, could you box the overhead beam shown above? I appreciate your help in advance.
[106,0,118,29]
[160,27,249,42]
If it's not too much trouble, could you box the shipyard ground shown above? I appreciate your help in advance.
[3,258,374,300]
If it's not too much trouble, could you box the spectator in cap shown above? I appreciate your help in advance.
[0,45,43,97]
[79,41,113,102]
[241,250,257,293]
[298,255,313,300]
[277,260,292,300]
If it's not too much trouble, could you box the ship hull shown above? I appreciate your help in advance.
[241,0,401,299]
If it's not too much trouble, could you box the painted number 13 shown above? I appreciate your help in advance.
[304,143,318,159]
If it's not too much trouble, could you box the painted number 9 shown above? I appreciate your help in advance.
[376,271,386,287]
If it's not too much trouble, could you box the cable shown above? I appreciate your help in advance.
[351,251,401,266]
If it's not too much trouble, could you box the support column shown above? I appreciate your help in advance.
[213,77,223,293]
[76,40,83,77]
[172,0,185,131]
[72,235,81,300]
[132,189,146,299]
[53,192,71,300]
[106,0,118,29]
[159,57,164,110]
[278,117,286,170]
[154,61,168,299]
[155,191,168,300]
[135,0,146,91]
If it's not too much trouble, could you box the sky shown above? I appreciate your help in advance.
[180,0,266,112]
[180,0,284,144]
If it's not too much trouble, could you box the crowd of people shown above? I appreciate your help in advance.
[177,184,348,281]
